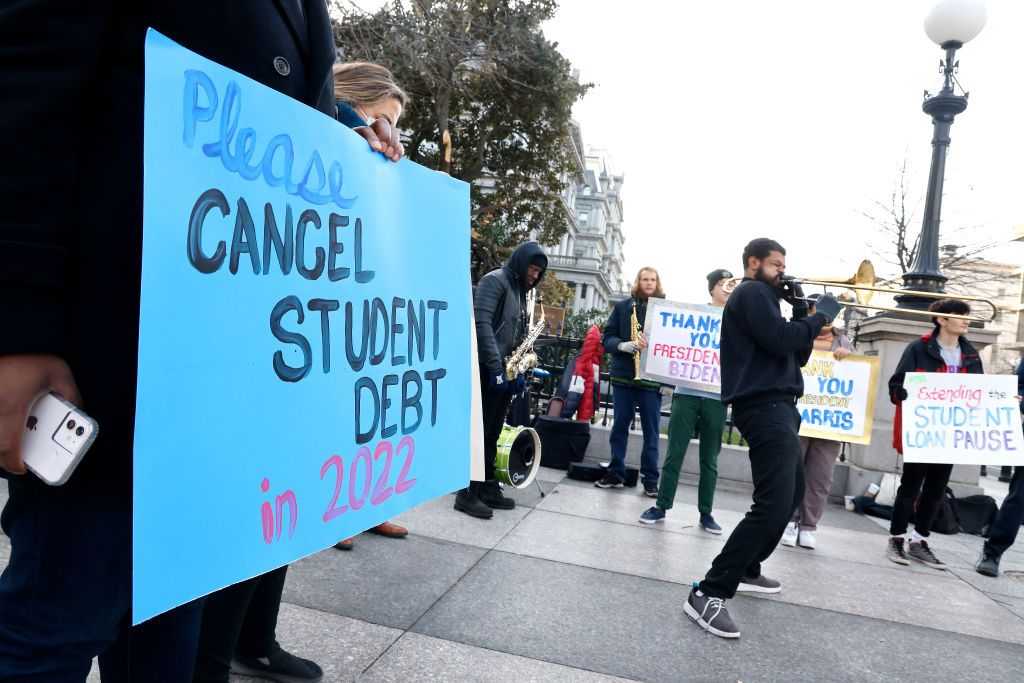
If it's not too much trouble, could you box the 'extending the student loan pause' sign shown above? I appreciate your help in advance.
[640,300,722,394]
[902,373,1024,465]
[798,350,879,445]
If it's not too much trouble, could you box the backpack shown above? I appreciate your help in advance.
[954,494,999,536]
[929,487,960,535]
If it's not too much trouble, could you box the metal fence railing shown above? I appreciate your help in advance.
[519,334,746,447]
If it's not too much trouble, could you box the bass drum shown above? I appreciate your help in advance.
[494,425,542,489]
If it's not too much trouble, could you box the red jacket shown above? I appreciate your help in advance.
[889,332,983,454]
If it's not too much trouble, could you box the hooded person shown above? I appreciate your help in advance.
[456,242,548,519]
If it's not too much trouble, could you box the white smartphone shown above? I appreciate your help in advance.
[22,392,99,485]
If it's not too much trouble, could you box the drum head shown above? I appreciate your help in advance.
[494,426,542,489]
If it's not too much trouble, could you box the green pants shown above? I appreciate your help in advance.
[657,393,726,514]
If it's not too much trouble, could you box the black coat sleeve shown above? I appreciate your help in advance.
[1018,362,1024,412]
[742,285,825,358]
[888,343,918,404]
[603,300,625,353]
[0,0,116,356]
[474,273,505,375]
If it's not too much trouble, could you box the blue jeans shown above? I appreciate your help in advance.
[985,466,1024,558]
[608,384,661,485]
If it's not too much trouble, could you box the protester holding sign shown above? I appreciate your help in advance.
[455,242,547,519]
[781,298,855,550]
[193,59,415,683]
[331,61,412,551]
[685,238,840,640]
[639,269,732,533]
[886,299,983,570]
[597,268,665,494]
[0,2,405,678]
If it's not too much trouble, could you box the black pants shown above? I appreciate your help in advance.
[0,475,204,682]
[193,566,288,682]
[889,462,954,537]
[985,466,1024,558]
[699,400,805,599]
[480,369,515,480]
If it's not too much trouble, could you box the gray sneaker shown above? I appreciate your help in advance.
[886,537,910,565]
[684,587,740,639]
[736,573,781,594]
[908,540,948,570]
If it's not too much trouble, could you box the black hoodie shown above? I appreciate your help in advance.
[474,242,548,375]
[720,278,828,407]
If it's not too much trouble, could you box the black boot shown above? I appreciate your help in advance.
[479,479,516,510]
[454,482,493,519]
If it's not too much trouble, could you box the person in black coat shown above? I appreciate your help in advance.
[977,360,1024,576]
[455,242,547,519]
[0,2,402,680]
[595,267,665,493]
[885,298,984,571]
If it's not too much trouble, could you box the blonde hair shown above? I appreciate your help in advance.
[332,62,409,108]
[630,267,664,299]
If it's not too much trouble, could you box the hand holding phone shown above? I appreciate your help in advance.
[0,354,84,478]
[22,393,98,485]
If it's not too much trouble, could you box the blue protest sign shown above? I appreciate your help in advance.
[134,30,470,624]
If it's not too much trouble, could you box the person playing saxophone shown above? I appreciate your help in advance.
[455,241,548,519]
[597,267,665,494]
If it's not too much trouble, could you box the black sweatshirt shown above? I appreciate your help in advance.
[720,278,828,407]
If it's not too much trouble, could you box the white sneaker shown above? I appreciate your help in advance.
[798,529,816,549]
[780,522,798,547]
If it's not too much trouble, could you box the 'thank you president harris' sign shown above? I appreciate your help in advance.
[798,350,879,445]
[134,31,471,624]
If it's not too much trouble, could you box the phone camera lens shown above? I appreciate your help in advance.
[75,426,85,437]
[67,419,76,430]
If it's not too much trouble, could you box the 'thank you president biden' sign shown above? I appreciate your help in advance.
[134,31,471,624]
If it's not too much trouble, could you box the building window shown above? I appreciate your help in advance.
[579,212,588,227]
[582,185,592,196]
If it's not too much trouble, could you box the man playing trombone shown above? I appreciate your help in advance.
[685,238,840,639]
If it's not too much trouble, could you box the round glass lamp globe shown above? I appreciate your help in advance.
[924,0,987,46]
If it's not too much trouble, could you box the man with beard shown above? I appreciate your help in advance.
[684,238,840,639]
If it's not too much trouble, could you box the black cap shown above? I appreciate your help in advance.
[707,268,733,292]
[530,254,548,268]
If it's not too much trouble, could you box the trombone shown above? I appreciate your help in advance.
[723,260,997,323]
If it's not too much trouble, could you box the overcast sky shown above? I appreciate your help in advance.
[543,0,1024,303]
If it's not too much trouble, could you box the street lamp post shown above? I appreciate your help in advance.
[897,0,987,311]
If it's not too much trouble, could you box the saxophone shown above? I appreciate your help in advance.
[505,292,549,380]
[631,299,641,380]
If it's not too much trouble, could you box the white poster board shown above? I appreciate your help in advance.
[902,372,1024,465]
[798,350,879,445]
[640,300,722,395]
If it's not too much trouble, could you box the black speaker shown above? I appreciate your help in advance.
[567,461,604,482]
[533,415,591,470]
[566,461,638,488]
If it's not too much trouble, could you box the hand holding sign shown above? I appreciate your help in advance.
[354,119,404,162]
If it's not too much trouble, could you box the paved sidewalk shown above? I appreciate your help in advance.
[3,469,1024,681]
